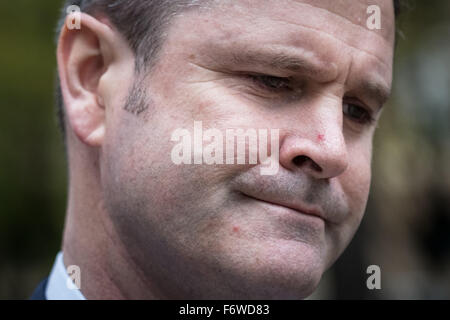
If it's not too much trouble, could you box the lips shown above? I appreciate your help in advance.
[240,192,327,222]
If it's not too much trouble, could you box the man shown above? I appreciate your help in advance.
[31,0,398,299]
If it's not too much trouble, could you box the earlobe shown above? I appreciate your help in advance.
[57,13,115,147]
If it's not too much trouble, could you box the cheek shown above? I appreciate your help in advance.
[101,110,229,227]
[345,167,371,214]
[325,148,372,268]
[346,134,373,198]
[341,141,373,224]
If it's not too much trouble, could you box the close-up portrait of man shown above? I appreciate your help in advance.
[29,0,399,300]
[0,0,446,301]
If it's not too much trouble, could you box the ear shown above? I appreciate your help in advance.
[57,13,118,147]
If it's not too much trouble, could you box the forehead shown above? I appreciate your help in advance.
[197,0,395,41]
[285,0,396,42]
[163,0,395,90]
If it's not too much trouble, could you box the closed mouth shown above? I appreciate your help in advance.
[239,191,326,223]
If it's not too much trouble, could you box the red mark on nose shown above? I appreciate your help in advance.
[232,226,240,233]
[317,134,325,142]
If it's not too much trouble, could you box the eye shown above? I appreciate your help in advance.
[343,102,375,125]
[248,74,293,92]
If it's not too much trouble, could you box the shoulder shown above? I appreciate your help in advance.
[29,277,49,300]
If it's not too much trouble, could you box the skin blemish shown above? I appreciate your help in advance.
[232,226,240,233]
[317,134,325,142]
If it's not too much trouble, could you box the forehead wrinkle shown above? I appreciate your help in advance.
[272,17,392,74]
[173,0,394,72]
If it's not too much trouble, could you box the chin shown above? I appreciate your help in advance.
[230,263,324,300]
[208,238,326,300]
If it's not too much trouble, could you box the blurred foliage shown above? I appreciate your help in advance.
[0,0,449,299]
[0,0,66,299]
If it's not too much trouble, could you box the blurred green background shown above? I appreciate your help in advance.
[0,0,449,299]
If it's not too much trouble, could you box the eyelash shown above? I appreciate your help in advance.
[245,74,375,125]
[247,74,293,92]
[343,102,375,125]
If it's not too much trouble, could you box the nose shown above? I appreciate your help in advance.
[279,106,349,180]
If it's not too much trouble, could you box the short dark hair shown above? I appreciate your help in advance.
[55,0,405,142]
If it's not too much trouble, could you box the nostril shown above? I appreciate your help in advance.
[292,155,323,172]
[311,162,323,172]
[293,155,308,166]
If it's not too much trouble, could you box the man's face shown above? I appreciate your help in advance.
[101,0,394,299]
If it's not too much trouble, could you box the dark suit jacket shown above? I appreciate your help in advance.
[30,277,48,300]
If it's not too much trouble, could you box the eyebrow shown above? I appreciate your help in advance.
[357,78,392,108]
[202,45,391,106]
[212,47,338,82]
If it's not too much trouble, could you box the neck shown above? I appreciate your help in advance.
[61,134,164,299]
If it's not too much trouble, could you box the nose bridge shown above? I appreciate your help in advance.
[279,93,349,179]
[314,95,346,157]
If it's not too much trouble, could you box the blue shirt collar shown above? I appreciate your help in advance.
[46,251,86,300]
